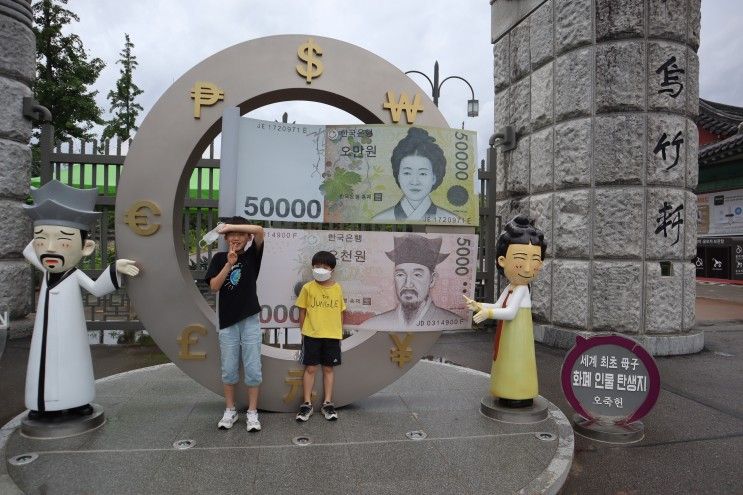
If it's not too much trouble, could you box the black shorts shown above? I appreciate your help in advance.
[301,336,342,367]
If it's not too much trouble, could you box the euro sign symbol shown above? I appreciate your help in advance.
[190,81,224,118]
[383,91,424,124]
[389,333,414,368]
[296,38,324,84]
[124,200,161,236]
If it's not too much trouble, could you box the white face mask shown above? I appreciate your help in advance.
[199,223,224,249]
[312,267,332,282]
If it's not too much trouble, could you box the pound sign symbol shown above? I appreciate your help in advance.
[296,38,324,84]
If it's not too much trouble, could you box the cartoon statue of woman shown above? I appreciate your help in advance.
[464,215,546,408]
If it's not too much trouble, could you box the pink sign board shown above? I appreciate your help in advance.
[561,335,660,425]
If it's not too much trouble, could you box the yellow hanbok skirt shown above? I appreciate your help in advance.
[490,307,538,400]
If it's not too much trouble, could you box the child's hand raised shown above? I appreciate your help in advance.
[227,249,238,266]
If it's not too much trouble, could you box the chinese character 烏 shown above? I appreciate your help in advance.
[653,131,684,170]
[655,201,684,246]
[655,56,685,98]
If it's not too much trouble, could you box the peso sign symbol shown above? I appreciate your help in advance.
[296,38,323,84]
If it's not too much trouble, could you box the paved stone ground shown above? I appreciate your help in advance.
[2,362,572,495]
[2,281,742,494]
[430,282,743,494]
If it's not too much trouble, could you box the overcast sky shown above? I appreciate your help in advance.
[67,0,743,161]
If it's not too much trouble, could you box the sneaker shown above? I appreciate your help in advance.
[217,408,238,430]
[246,410,261,432]
[321,402,338,421]
[296,402,313,422]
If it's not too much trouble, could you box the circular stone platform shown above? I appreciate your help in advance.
[1,362,573,495]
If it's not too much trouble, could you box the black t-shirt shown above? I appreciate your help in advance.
[204,242,263,329]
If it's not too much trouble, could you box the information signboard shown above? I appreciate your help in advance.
[561,335,660,425]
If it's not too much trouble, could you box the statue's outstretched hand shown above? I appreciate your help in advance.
[473,309,491,324]
[116,259,140,277]
[462,294,482,312]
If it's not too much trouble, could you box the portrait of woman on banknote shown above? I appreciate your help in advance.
[372,127,460,223]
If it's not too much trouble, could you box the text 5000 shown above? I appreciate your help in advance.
[260,305,300,325]
[244,197,321,219]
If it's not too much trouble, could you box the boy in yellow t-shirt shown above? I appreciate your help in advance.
[295,251,346,421]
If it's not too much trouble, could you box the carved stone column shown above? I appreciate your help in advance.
[491,0,702,355]
[0,0,35,333]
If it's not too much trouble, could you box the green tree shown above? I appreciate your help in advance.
[32,0,105,141]
[101,34,143,142]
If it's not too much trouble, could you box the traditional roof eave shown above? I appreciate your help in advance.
[697,98,743,138]
[699,131,743,165]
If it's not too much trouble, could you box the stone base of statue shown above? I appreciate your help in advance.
[20,404,105,440]
[572,414,644,444]
[480,395,549,423]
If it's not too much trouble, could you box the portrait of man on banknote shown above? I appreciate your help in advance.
[372,128,461,223]
[360,234,463,330]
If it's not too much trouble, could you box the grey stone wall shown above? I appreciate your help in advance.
[493,0,702,355]
[0,1,34,319]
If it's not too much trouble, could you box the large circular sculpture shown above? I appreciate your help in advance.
[116,35,452,411]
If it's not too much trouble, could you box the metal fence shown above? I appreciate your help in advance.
[36,123,499,337]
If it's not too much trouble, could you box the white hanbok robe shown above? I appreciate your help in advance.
[23,242,121,412]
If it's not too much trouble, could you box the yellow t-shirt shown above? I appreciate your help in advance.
[295,281,346,339]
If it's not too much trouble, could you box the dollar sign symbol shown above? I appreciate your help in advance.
[296,38,324,84]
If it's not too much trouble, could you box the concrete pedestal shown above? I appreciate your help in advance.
[2,362,574,495]
[20,404,105,440]
[480,395,550,424]
[572,414,645,444]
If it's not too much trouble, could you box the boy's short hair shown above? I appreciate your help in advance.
[218,215,249,225]
[312,250,337,269]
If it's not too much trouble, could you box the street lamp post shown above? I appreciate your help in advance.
[406,61,479,117]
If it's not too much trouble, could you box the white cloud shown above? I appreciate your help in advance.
[61,0,742,164]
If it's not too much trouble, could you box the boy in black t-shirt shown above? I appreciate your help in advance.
[204,216,264,432]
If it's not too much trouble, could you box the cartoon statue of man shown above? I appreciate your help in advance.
[22,180,140,419]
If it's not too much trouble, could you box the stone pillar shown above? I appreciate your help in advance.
[0,0,35,332]
[491,0,702,355]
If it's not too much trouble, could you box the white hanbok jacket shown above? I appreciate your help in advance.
[23,242,121,412]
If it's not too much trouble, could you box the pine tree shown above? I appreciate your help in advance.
[32,0,105,141]
[101,34,143,142]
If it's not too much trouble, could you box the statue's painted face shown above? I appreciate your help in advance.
[33,225,95,273]
[497,243,543,286]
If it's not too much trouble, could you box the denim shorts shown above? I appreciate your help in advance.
[218,313,262,386]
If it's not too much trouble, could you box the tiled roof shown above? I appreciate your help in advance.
[699,131,743,165]
[697,99,743,138]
